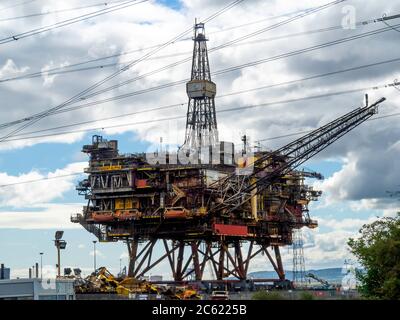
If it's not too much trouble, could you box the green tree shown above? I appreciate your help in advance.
[348,213,400,300]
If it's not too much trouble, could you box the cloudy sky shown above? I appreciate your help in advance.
[0,0,399,280]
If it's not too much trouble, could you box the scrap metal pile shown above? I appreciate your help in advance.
[75,267,200,299]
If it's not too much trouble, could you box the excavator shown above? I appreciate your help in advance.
[306,273,335,290]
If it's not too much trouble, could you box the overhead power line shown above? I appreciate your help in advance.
[207,6,323,35]
[55,1,357,104]
[0,0,129,22]
[2,52,398,132]
[46,56,400,116]
[0,50,190,83]
[256,112,400,143]
[1,52,399,134]
[1,0,344,87]
[0,1,313,25]
[0,0,149,45]
[0,5,335,83]
[0,0,245,142]
[1,0,339,140]
[2,80,397,143]
[0,172,83,188]
[0,0,38,12]
[0,0,349,84]
[58,22,400,106]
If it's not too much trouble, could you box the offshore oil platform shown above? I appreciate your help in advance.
[71,22,385,284]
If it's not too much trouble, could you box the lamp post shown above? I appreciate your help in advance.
[93,240,97,274]
[39,252,43,279]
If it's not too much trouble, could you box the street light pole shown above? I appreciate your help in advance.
[93,240,97,274]
[40,252,43,279]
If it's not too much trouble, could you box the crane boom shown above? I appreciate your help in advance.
[211,97,386,213]
[306,273,331,288]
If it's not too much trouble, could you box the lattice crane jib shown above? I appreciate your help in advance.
[212,97,386,215]
[183,22,218,152]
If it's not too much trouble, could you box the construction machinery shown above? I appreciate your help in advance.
[71,22,386,284]
[306,273,335,290]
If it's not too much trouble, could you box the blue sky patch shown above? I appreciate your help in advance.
[0,131,151,176]
[301,158,344,179]
[157,0,182,10]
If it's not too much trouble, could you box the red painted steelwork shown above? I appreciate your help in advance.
[213,223,248,236]
[92,212,114,222]
[115,210,141,221]
[135,179,148,188]
[164,208,188,219]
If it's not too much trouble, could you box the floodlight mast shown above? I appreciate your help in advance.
[54,231,66,277]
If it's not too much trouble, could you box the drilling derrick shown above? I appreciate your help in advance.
[72,21,386,286]
[183,22,218,151]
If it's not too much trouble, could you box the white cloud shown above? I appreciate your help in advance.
[316,216,377,231]
[0,203,82,229]
[0,162,86,207]
[89,249,105,258]
[120,252,129,259]
[10,265,98,279]
[0,59,29,78]
[41,60,70,87]
[314,140,400,206]
[246,213,383,271]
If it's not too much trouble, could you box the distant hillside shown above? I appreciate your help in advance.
[248,268,345,283]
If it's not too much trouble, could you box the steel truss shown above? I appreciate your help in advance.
[212,97,386,213]
[127,238,285,281]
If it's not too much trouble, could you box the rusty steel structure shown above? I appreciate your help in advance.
[72,22,386,283]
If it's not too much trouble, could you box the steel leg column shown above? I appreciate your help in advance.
[274,246,285,280]
[234,241,245,280]
[191,241,202,280]
[127,238,138,277]
[175,241,185,281]
[217,241,225,280]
